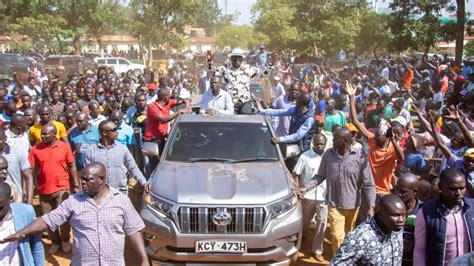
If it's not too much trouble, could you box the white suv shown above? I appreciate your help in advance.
[94,57,146,76]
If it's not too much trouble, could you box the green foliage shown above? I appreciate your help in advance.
[129,0,199,65]
[216,25,269,50]
[465,41,474,57]
[8,14,72,50]
[355,12,390,56]
[388,0,452,53]
[194,0,221,36]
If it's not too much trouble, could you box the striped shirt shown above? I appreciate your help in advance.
[42,187,145,266]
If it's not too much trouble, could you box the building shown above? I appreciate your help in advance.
[0,35,28,53]
[183,26,216,53]
[82,35,140,54]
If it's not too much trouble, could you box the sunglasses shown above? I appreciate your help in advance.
[105,127,118,132]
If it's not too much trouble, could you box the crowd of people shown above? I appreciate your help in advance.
[0,46,471,265]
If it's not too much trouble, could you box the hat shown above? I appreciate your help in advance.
[391,116,408,127]
[228,48,246,58]
[147,83,157,90]
[465,148,474,159]
[314,115,325,125]
[86,69,94,75]
[346,123,358,132]
[273,76,281,81]
[259,44,265,49]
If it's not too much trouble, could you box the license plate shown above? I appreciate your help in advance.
[195,240,247,253]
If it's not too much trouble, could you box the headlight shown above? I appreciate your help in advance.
[268,194,297,219]
[145,194,174,218]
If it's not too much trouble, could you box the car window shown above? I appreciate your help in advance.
[166,122,278,162]
[107,59,117,64]
[63,57,81,66]
[97,59,106,64]
[118,59,129,65]
[0,54,16,63]
[44,58,61,65]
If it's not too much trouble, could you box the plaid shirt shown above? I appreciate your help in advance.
[42,187,145,266]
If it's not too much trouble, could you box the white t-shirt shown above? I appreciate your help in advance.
[293,149,326,201]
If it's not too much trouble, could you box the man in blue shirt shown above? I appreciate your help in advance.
[68,113,100,171]
[110,110,134,147]
[260,93,315,153]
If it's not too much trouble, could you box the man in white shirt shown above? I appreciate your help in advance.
[199,76,234,115]
[293,134,327,262]
[5,114,30,155]
[272,76,285,98]
[88,101,106,128]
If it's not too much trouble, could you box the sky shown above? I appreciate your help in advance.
[217,0,474,26]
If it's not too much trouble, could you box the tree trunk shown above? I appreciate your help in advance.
[455,0,465,67]
[73,36,82,55]
[147,41,154,68]
[98,38,104,57]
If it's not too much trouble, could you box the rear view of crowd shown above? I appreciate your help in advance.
[0,49,472,265]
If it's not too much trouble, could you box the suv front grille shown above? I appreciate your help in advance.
[177,207,266,234]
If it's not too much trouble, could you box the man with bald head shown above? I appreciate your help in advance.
[0,162,149,265]
[293,134,327,262]
[0,101,19,122]
[86,120,149,194]
[68,113,100,170]
[296,127,376,254]
[6,114,30,155]
[394,172,422,265]
[28,104,68,145]
[0,126,34,204]
[332,194,405,265]
[110,110,134,147]
[0,182,44,265]
[28,123,79,255]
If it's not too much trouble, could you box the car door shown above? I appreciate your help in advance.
[106,59,118,72]
[117,59,130,74]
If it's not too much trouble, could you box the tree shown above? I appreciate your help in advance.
[355,12,390,56]
[388,0,451,57]
[8,14,72,52]
[216,25,269,50]
[86,2,127,56]
[195,0,221,36]
[454,0,466,66]
[129,0,199,67]
[465,40,474,57]
[252,0,299,51]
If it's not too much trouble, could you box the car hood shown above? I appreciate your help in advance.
[151,161,291,205]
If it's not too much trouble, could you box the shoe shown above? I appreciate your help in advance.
[313,253,325,263]
[48,244,61,255]
[61,242,72,253]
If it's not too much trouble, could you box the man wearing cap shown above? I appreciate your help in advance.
[216,48,258,114]
[272,76,285,98]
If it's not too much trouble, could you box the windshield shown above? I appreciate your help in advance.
[166,122,279,162]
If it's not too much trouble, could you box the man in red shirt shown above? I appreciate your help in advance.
[28,124,80,255]
[144,87,189,171]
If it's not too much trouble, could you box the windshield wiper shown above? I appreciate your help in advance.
[188,158,233,163]
[229,157,279,163]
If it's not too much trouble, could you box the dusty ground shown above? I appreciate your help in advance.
[40,180,332,266]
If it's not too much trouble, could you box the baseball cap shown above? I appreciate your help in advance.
[346,123,358,132]
[465,148,474,159]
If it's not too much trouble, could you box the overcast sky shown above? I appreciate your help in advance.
[217,0,474,26]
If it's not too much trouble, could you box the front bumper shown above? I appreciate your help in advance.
[140,203,302,265]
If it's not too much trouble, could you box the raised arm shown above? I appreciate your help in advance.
[445,105,474,148]
[429,112,453,161]
[347,81,370,138]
